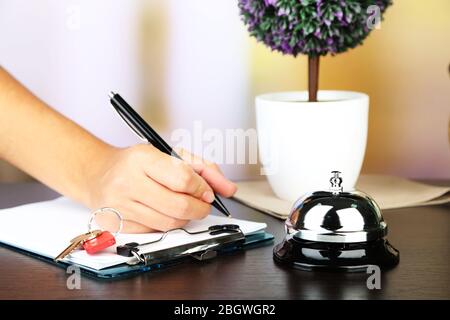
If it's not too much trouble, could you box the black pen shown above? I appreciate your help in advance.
[109,91,232,217]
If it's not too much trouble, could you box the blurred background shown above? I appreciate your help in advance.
[0,0,449,183]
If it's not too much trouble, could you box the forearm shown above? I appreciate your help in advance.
[0,67,115,205]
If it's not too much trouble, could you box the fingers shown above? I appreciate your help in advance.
[176,148,222,173]
[121,220,155,234]
[138,146,215,203]
[92,201,155,233]
[195,166,237,197]
[90,145,227,234]
[132,175,212,220]
[93,199,190,234]
[176,148,237,197]
[125,201,189,232]
[95,212,154,234]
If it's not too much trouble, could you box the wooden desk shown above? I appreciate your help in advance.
[0,182,449,299]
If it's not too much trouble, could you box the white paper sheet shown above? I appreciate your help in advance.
[0,197,267,270]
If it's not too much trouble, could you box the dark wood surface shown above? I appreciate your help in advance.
[0,182,449,300]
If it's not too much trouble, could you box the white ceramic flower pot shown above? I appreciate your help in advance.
[256,90,369,201]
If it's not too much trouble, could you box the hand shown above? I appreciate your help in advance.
[86,144,237,233]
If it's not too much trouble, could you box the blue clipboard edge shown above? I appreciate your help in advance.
[0,231,274,281]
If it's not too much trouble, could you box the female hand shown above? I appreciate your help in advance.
[0,66,235,233]
[87,144,237,233]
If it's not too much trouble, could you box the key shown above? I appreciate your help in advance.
[54,230,102,262]
[83,231,116,254]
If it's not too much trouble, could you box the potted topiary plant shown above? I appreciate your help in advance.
[239,0,392,201]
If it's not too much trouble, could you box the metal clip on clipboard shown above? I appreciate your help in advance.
[118,224,246,266]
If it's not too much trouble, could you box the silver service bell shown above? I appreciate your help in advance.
[273,171,399,272]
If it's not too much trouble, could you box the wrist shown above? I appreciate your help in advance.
[80,143,118,209]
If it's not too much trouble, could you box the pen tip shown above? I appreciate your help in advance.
[109,91,115,99]
[219,206,232,218]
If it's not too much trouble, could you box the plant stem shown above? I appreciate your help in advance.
[308,55,320,102]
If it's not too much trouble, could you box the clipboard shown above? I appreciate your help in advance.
[0,229,273,279]
[0,197,274,280]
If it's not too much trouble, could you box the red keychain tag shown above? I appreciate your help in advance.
[83,207,123,255]
[83,231,116,254]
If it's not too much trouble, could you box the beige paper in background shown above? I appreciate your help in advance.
[233,175,450,219]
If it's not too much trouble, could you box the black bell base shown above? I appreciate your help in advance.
[273,237,399,272]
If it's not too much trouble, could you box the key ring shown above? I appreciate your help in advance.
[88,207,123,237]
